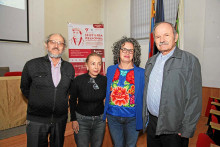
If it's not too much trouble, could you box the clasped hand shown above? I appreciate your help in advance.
[72,121,79,134]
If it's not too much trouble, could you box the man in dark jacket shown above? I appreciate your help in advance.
[143,22,202,147]
[21,33,75,147]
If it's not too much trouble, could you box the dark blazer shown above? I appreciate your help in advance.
[21,55,75,123]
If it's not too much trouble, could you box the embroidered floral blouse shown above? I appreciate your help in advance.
[107,67,136,117]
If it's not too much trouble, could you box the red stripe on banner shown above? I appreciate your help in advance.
[91,49,105,58]
[69,49,92,58]
[93,24,104,28]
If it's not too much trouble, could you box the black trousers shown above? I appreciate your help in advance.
[147,113,189,147]
[26,118,67,147]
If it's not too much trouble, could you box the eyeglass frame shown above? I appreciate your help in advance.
[88,78,99,90]
[48,40,66,47]
[120,48,134,54]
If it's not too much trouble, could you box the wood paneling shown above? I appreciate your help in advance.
[202,87,220,116]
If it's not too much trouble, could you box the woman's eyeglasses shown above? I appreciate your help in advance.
[120,48,134,54]
[88,78,99,90]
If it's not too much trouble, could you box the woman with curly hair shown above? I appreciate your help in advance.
[103,36,145,147]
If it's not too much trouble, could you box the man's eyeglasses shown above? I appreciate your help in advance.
[120,48,134,54]
[48,40,65,47]
[88,78,99,90]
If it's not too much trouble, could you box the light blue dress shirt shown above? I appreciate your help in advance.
[147,48,175,117]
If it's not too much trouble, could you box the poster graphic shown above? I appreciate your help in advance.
[68,23,105,76]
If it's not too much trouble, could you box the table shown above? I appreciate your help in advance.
[0,76,27,130]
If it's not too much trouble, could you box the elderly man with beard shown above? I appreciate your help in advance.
[21,33,75,147]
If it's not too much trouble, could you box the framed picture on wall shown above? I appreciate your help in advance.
[0,0,29,43]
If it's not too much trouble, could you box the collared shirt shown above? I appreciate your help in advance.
[147,48,175,117]
[49,56,61,87]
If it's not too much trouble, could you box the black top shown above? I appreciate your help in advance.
[69,73,107,121]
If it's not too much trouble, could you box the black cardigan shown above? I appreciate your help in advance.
[20,55,75,123]
[69,73,107,121]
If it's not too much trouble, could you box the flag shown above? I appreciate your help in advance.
[148,0,165,58]
[155,0,165,23]
[175,0,184,49]
[153,0,165,55]
[148,0,156,58]
[175,9,179,47]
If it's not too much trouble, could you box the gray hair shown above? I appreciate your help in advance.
[45,33,66,48]
[153,22,177,39]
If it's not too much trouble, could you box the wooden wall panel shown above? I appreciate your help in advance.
[202,87,220,116]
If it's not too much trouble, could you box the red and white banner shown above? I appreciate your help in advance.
[68,23,105,76]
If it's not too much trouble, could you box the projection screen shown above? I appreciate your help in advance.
[0,0,29,42]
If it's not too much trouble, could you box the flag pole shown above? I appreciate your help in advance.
[148,0,156,58]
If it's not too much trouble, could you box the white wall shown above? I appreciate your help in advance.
[45,0,102,61]
[103,0,149,69]
[103,0,131,68]
[184,0,205,61]
[202,0,220,88]
[138,40,149,68]
[184,0,220,88]
[0,0,45,71]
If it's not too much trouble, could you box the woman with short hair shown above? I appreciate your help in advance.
[69,53,107,147]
